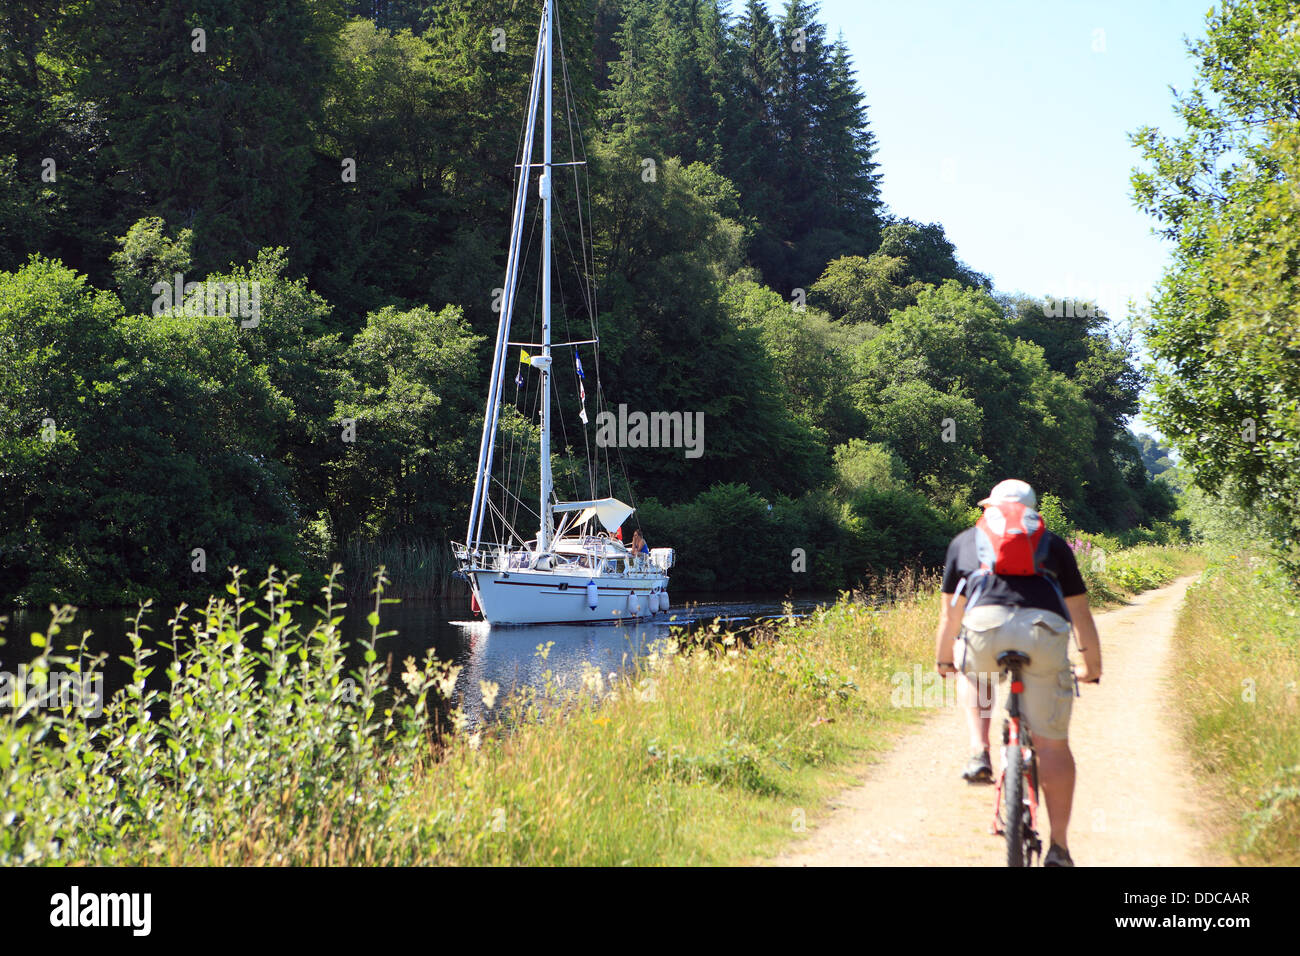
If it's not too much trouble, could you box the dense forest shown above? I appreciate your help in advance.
[1,0,1182,605]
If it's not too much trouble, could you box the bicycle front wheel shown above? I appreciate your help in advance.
[1004,744,1026,867]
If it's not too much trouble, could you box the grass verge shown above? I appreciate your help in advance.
[1,567,939,865]
[1173,551,1300,864]
[1074,542,1207,607]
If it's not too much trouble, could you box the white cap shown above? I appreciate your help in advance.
[978,478,1037,509]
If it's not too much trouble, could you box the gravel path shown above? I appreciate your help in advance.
[770,577,1225,866]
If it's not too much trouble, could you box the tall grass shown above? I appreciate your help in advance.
[341,536,462,600]
[1173,552,1300,864]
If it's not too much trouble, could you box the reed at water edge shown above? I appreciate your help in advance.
[340,536,465,601]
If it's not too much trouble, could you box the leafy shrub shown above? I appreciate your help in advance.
[831,439,908,496]
[1036,493,1077,541]
[645,735,775,794]
[846,486,962,571]
[0,567,451,865]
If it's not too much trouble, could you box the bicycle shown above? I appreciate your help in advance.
[989,650,1042,866]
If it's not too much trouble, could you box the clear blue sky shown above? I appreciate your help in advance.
[776,1,1214,435]
[809,0,1209,317]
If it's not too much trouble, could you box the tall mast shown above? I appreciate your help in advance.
[538,0,554,552]
[465,15,546,552]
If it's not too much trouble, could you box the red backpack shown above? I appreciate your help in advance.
[964,501,1069,616]
[975,501,1046,575]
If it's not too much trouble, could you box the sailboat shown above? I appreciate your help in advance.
[452,0,673,626]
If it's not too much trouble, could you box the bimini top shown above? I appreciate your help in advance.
[553,497,634,533]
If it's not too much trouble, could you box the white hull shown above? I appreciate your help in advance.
[469,567,669,626]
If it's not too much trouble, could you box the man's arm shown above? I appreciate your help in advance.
[1064,593,1102,682]
[935,592,967,676]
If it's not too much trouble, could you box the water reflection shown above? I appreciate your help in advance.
[451,616,675,727]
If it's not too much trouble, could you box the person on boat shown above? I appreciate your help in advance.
[630,529,650,555]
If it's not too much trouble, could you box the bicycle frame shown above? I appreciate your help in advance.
[990,657,1042,865]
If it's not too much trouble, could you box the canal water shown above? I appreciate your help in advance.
[1,593,839,725]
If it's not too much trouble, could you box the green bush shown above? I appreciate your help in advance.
[831,439,908,496]
[0,567,451,865]
[638,480,966,592]
[846,486,962,571]
[1036,493,1077,541]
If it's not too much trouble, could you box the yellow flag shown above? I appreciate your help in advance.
[520,348,531,364]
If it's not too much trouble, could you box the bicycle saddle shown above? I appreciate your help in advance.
[996,650,1031,668]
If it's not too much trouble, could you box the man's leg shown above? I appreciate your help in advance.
[1015,610,1076,854]
[954,614,1012,782]
[957,671,993,752]
[1036,736,1075,849]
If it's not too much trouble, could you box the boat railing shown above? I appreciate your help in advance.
[453,544,515,572]
[458,539,669,577]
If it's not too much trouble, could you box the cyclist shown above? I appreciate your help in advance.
[934,479,1102,867]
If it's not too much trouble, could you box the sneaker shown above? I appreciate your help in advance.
[1044,843,1074,867]
[961,748,992,783]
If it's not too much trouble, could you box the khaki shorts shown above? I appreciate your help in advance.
[956,604,1075,740]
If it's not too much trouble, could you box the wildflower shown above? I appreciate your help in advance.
[435,664,462,699]
[580,662,604,694]
[449,707,469,733]
[401,657,423,693]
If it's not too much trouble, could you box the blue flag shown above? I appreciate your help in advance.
[515,367,524,389]
[575,351,588,421]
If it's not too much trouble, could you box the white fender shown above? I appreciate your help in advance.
[661,590,670,611]
[627,592,639,616]
[586,580,598,611]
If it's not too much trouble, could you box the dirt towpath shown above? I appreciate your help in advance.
[771,577,1226,866]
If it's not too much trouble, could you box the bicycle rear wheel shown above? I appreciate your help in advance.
[1027,748,1041,865]
[1004,743,1026,866]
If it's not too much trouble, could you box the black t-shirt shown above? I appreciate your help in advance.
[941,526,1086,617]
